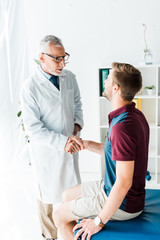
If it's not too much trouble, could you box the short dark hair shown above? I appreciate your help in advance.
[112,62,142,101]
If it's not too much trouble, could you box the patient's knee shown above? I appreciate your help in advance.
[62,184,81,202]
[53,206,62,227]
[62,188,71,202]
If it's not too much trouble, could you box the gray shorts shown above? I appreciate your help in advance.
[71,180,142,220]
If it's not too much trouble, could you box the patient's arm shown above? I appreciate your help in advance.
[68,136,105,156]
[83,140,105,156]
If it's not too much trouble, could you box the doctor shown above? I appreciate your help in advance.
[20,35,84,240]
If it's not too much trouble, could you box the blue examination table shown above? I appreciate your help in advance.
[75,189,160,239]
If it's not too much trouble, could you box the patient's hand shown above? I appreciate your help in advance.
[70,136,89,150]
[64,140,81,154]
[68,136,85,149]
[64,136,85,154]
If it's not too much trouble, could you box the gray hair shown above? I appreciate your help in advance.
[39,35,63,52]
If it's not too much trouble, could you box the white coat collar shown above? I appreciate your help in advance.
[36,66,66,85]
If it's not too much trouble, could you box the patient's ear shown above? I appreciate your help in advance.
[113,83,119,93]
[39,53,45,63]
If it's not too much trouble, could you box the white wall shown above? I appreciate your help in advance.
[23,0,160,173]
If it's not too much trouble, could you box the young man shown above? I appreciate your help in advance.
[53,62,150,240]
[20,35,83,240]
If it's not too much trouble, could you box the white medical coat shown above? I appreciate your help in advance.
[20,68,84,204]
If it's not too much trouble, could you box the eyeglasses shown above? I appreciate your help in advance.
[42,52,70,63]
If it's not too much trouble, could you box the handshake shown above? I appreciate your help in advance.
[64,136,85,154]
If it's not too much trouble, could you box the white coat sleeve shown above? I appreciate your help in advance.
[20,86,68,151]
[73,76,84,129]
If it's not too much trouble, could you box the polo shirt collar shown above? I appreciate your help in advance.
[108,102,135,123]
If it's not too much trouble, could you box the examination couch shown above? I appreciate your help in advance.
[75,189,160,240]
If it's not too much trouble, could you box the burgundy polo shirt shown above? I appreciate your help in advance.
[104,102,150,213]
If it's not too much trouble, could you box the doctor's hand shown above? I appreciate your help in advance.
[64,136,85,154]
[69,136,89,151]
[68,136,85,149]
[64,140,81,154]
